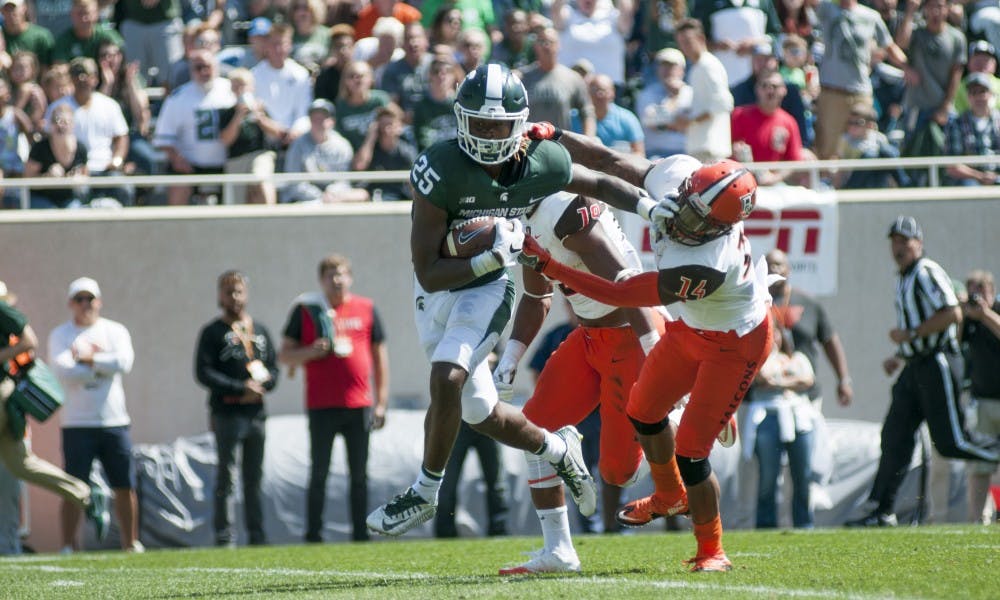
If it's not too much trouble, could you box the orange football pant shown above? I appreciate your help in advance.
[627,314,774,459]
[523,325,644,486]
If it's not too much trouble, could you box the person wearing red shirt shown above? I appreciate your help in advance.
[279,254,389,543]
[354,0,422,40]
[730,68,804,186]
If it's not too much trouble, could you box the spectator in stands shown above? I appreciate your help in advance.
[283,99,369,203]
[49,277,141,553]
[581,73,644,156]
[167,23,225,93]
[428,5,464,48]
[895,0,966,139]
[2,0,55,68]
[51,0,125,65]
[23,103,88,208]
[220,69,282,204]
[456,28,488,75]
[0,73,25,206]
[9,51,46,133]
[153,49,236,205]
[351,104,416,201]
[552,0,634,89]
[872,0,906,37]
[334,60,392,152]
[732,43,810,148]
[747,323,818,529]
[32,0,73,44]
[961,269,1000,525]
[944,73,1000,186]
[692,0,781,88]
[381,22,432,114]
[195,270,279,547]
[673,18,733,162]
[636,47,691,159]
[776,0,814,44]
[314,25,356,104]
[46,57,131,205]
[411,54,458,151]
[779,34,818,106]
[355,0,421,41]
[252,22,313,148]
[519,26,596,136]
[954,41,999,115]
[808,0,908,159]
[491,9,532,71]
[117,0,184,87]
[730,69,804,185]
[356,16,406,85]
[290,0,330,65]
[424,0,498,46]
[633,0,686,84]
[834,103,911,189]
[279,253,389,542]
[96,41,156,179]
[41,63,73,104]
[218,17,272,71]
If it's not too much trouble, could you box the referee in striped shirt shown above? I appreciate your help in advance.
[848,216,999,527]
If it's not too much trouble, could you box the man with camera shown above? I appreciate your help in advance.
[962,270,1000,524]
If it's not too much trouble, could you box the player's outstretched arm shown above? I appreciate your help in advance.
[566,163,658,221]
[520,235,661,307]
[526,122,652,187]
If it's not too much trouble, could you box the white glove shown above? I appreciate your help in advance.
[492,218,525,267]
[493,340,527,402]
[649,193,681,238]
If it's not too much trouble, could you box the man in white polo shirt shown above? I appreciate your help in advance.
[251,22,312,147]
[153,49,237,205]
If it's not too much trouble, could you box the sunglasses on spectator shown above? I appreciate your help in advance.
[72,295,96,304]
[969,87,992,95]
[192,62,212,72]
[847,118,868,126]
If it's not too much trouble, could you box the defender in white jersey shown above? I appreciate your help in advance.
[494,191,663,574]
[522,122,774,573]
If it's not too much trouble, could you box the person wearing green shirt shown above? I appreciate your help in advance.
[1,0,55,67]
[51,0,125,65]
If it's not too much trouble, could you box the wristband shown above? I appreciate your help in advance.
[550,126,564,141]
[615,268,642,282]
[470,250,502,277]
[637,195,657,221]
[638,331,660,356]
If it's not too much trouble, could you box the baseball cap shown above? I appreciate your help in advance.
[966,71,993,91]
[655,47,686,67]
[68,277,101,300]
[248,17,272,38]
[887,216,923,240]
[969,39,996,59]
[308,98,336,116]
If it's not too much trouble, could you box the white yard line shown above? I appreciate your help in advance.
[565,576,899,600]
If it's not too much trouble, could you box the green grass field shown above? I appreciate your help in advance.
[1,526,995,599]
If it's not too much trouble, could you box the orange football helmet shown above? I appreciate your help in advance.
[665,159,757,246]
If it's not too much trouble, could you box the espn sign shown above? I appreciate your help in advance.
[745,187,839,296]
[616,186,839,296]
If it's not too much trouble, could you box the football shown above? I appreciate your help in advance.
[441,216,498,258]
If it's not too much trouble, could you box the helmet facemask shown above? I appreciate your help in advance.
[663,177,733,245]
[454,105,528,164]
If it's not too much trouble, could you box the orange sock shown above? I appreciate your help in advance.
[650,457,685,500]
[693,515,723,557]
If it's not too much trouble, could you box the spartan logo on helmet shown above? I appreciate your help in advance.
[454,63,530,165]
[665,159,758,246]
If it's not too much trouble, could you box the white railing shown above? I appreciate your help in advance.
[1,154,996,209]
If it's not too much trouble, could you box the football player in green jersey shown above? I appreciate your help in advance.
[367,63,660,537]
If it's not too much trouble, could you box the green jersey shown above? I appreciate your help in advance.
[410,139,572,227]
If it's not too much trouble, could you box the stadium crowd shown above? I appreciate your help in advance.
[0,0,996,207]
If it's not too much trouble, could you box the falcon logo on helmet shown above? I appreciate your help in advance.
[664,159,758,246]
[454,63,530,165]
